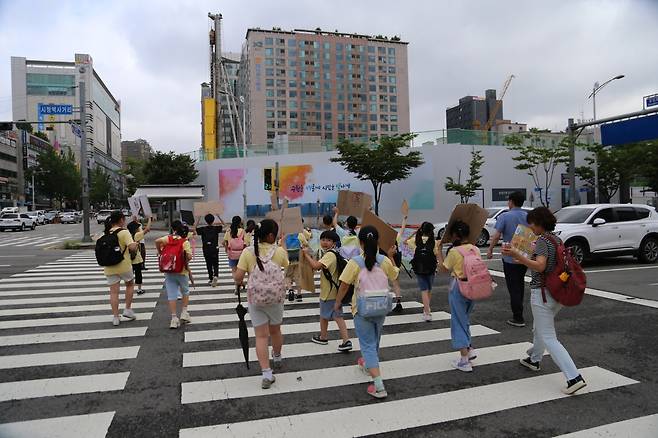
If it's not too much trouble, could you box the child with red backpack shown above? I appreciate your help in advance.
[224,216,246,275]
[437,220,482,372]
[502,207,587,395]
[234,219,289,390]
[156,220,194,329]
[335,225,399,399]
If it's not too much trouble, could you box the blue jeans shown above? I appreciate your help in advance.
[528,288,580,380]
[416,274,435,292]
[164,273,189,301]
[448,279,474,350]
[354,313,385,369]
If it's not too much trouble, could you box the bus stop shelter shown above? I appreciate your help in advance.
[132,184,205,228]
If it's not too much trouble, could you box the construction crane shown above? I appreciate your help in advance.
[481,74,515,143]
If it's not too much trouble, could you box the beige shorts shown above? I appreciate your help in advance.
[284,262,300,288]
[106,271,135,286]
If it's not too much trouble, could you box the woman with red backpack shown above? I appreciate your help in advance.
[502,207,587,395]
[224,216,246,275]
[234,219,289,389]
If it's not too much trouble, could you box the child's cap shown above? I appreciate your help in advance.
[320,230,340,243]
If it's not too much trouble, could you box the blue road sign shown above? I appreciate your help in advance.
[646,94,658,108]
[39,104,73,115]
[70,122,82,138]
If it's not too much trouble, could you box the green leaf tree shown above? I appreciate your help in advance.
[444,148,484,203]
[505,129,571,207]
[123,158,148,194]
[143,151,199,185]
[575,144,622,203]
[330,133,424,215]
[90,167,113,207]
[28,148,80,208]
[640,140,658,194]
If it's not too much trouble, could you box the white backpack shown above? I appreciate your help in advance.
[247,246,285,305]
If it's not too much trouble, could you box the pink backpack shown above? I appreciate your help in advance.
[227,231,245,260]
[455,246,494,300]
[354,254,393,317]
[247,246,285,305]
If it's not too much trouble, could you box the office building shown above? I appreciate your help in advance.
[238,28,410,148]
[446,89,504,130]
[10,54,123,187]
[121,139,152,167]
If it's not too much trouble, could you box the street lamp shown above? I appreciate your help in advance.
[588,74,625,203]
[239,95,247,220]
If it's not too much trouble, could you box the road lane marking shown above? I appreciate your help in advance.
[0,372,129,402]
[0,346,140,369]
[584,265,658,274]
[0,312,153,330]
[553,413,658,437]
[0,301,156,316]
[0,411,115,438]
[0,326,148,347]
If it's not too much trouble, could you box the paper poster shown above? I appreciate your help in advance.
[442,204,488,245]
[280,207,303,236]
[138,195,152,218]
[361,210,398,252]
[194,201,224,218]
[337,190,373,218]
[511,224,538,258]
[401,199,409,217]
[127,197,141,218]
[299,249,316,293]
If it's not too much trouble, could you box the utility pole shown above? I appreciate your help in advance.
[15,129,26,206]
[79,79,91,242]
[567,118,578,206]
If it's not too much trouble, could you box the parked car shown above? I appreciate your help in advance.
[60,212,81,224]
[0,213,36,231]
[96,209,113,224]
[1,207,18,214]
[554,204,658,264]
[434,206,533,246]
[44,211,58,223]
[27,210,46,225]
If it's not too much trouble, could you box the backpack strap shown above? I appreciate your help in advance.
[539,233,558,304]
[112,228,128,255]
[321,250,341,291]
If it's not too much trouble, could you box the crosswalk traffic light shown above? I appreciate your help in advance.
[263,168,273,191]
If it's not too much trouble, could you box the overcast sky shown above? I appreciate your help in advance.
[1,0,657,153]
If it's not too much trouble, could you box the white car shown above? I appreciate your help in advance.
[96,210,113,224]
[0,213,36,231]
[554,204,658,264]
[434,206,532,246]
[60,212,81,224]
[1,207,19,214]
[27,211,46,225]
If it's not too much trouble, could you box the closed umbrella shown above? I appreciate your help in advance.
[235,285,250,369]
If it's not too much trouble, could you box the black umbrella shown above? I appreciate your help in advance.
[235,285,250,369]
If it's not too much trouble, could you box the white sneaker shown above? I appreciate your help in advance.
[180,310,191,324]
[170,316,180,329]
[122,308,136,320]
[211,276,219,287]
[468,348,478,361]
[423,313,433,322]
[112,316,120,326]
[451,358,473,373]
[177,292,182,300]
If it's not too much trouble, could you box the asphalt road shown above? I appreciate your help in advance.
[0,238,656,437]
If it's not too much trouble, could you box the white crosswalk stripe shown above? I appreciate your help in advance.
[0,232,79,248]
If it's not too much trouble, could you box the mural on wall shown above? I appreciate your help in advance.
[278,164,314,200]
[218,168,246,210]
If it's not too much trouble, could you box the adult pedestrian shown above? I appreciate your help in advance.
[487,191,529,327]
[194,213,224,286]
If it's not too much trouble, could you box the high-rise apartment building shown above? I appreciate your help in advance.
[238,28,410,148]
[446,89,504,130]
[121,139,152,167]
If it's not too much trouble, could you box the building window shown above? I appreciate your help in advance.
[265,48,273,56]
[391,124,398,132]
[288,39,296,47]
[277,99,286,108]
[276,79,286,87]
[390,104,397,112]
[289,90,297,98]
[290,111,298,119]
[26,73,76,96]
[266,111,275,118]
[387,47,395,55]
[369,114,377,121]
[378,47,386,54]
[265,38,273,45]
[289,49,297,57]
[289,80,297,87]
[265,58,274,66]
[389,76,397,84]
[368,46,375,53]
[267,121,275,129]
[266,68,274,76]
[336,43,343,50]
[380,104,388,112]
[277,38,285,45]
[266,89,274,97]
[290,121,298,129]
[388,56,396,65]
[277,121,287,129]
[380,124,389,131]
[266,100,275,108]
[267,131,275,139]
[388,66,396,74]
[324,102,331,110]
[389,86,397,94]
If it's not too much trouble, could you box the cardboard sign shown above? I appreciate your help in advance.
[337,190,373,218]
[193,201,224,218]
[280,206,303,236]
[299,249,316,293]
[270,191,279,210]
[401,199,409,217]
[442,204,488,245]
[127,197,141,218]
[361,210,398,252]
[138,195,152,218]
[510,224,538,258]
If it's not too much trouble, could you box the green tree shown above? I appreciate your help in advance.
[575,144,623,203]
[28,148,80,208]
[143,151,198,185]
[444,148,484,203]
[123,158,147,194]
[330,133,424,215]
[640,140,658,194]
[90,167,112,206]
[34,131,49,142]
[505,129,571,207]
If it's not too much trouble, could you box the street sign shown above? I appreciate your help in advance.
[644,94,658,109]
[39,104,73,115]
[561,173,570,186]
[70,122,82,138]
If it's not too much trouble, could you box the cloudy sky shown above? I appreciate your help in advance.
[1,0,657,153]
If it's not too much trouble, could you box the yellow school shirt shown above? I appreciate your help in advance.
[318,250,339,301]
[103,227,135,276]
[155,235,193,276]
[442,244,476,279]
[224,228,245,243]
[338,255,399,315]
[405,236,441,256]
[237,242,289,273]
[131,229,145,265]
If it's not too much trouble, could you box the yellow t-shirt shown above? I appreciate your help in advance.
[339,255,399,315]
[224,228,245,243]
[155,235,193,276]
[245,231,253,246]
[237,242,289,273]
[405,236,441,256]
[442,244,476,279]
[318,250,339,301]
[131,229,145,265]
[103,227,134,276]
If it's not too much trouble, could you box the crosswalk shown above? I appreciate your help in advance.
[0,231,81,248]
[0,248,652,437]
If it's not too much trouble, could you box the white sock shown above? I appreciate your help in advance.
[182,306,188,312]
[272,353,282,362]
[262,368,273,380]
[171,313,177,318]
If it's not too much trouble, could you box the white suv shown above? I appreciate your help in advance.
[554,204,658,264]
[0,213,36,231]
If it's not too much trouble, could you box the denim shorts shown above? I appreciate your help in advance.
[228,258,239,268]
[416,274,435,292]
[164,274,190,301]
[319,299,342,320]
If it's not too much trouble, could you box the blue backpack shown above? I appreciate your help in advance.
[286,234,301,262]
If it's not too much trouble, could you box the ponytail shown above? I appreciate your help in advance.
[104,210,124,235]
[448,220,470,248]
[253,219,278,272]
[230,215,242,239]
[358,225,379,271]
[416,221,436,248]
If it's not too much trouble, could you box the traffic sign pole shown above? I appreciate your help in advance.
[79,81,91,243]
